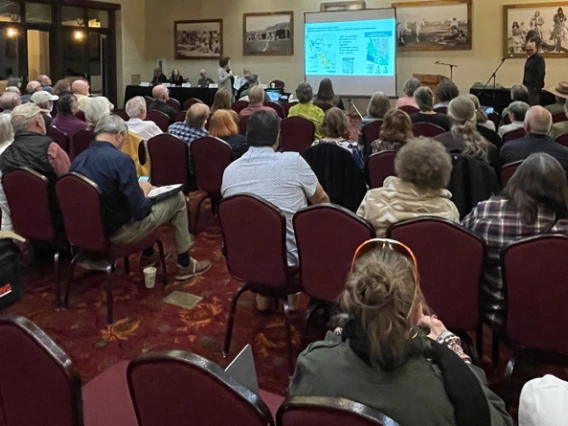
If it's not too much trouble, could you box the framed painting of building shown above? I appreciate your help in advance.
[174,19,223,59]
[320,1,366,11]
[243,12,294,56]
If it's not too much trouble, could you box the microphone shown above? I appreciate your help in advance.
[500,54,514,61]
[435,61,458,67]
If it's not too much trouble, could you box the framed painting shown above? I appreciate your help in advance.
[174,19,223,59]
[393,0,472,51]
[320,1,366,11]
[504,3,568,57]
[243,12,294,56]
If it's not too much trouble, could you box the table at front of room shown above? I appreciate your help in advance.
[469,87,555,116]
[124,86,218,107]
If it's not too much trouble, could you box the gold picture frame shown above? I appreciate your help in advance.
[319,1,366,12]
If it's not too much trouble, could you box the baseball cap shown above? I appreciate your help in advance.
[519,375,568,426]
[11,103,49,118]
[31,91,59,105]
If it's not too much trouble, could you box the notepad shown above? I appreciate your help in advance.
[148,184,183,202]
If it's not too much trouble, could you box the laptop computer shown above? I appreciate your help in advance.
[225,344,259,394]
[265,88,283,102]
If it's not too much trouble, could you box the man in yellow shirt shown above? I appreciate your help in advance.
[287,82,324,139]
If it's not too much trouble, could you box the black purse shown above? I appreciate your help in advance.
[0,232,26,312]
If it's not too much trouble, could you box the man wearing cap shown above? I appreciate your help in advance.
[546,81,568,114]
[31,91,59,127]
[197,70,214,88]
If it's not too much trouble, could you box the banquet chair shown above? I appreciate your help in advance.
[367,150,397,189]
[434,106,448,114]
[232,100,249,115]
[552,112,567,123]
[166,98,181,111]
[487,112,500,129]
[219,194,302,377]
[75,110,86,121]
[146,110,170,132]
[476,125,502,149]
[47,126,70,153]
[280,116,315,154]
[283,102,299,117]
[265,101,285,118]
[412,123,445,138]
[270,79,285,89]
[362,119,383,156]
[239,115,249,135]
[144,96,153,110]
[556,133,568,148]
[502,128,526,143]
[114,109,129,121]
[174,110,187,123]
[315,102,334,112]
[147,134,191,193]
[182,97,203,111]
[398,105,419,115]
[70,129,95,160]
[500,160,523,187]
[0,314,83,426]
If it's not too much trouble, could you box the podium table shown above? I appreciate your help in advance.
[469,87,555,116]
[124,86,217,108]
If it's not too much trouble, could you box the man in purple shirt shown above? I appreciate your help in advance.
[50,93,88,139]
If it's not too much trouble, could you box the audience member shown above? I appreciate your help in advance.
[498,101,529,137]
[395,77,421,108]
[31,91,58,127]
[0,114,14,231]
[211,88,233,113]
[314,78,344,110]
[6,77,21,89]
[551,100,568,139]
[71,79,91,111]
[434,79,459,109]
[37,74,53,92]
[288,83,325,139]
[197,69,215,88]
[501,106,568,172]
[411,86,451,131]
[237,67,251,89]
[50,93,88,139]
[238,74,270,103]
[21,81,42,104]
[208,109,248,159]
[125,96,163,141]
[239,86,275,118]
[217,57,234,97]
[168,103,210,157]
[0,92,21,115]
[149,84,177,122]
[290,243,513,426]
[53,79,71,96]
[357,138,459,237]
[463,153,568,328]
[500,85,530,124]
[312,107,363,170]
[151,68,167,86]
[70,115,211,280]
[545,95,567,115]
[519,375,568,426]
[467,94,496,131]
[358,91,392,147]
[4,86,20,95]
[169,68,184,86]
[436,96,499,169]
[84,97,114,129]
[371,109,413,154]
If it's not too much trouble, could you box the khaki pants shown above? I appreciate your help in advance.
[110,192,192,254]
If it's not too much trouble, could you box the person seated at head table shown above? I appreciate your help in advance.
[169,68,184,86]
[151,68,167,86]
[197,69,215,88]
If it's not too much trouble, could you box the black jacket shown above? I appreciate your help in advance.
[149,101,177,122]
[523,53,546,90]
[151,74,167,85]
[500,133,568,174]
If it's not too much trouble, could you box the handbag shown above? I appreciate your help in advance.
[0,231,26,312]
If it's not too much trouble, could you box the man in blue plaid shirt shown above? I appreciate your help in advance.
[168,103,210,172]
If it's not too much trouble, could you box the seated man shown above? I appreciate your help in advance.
[168,103,209,146]
[0,103,70,229]
[197,69,215,88]
[501,106,568,173]
[72,79,91,111]
[31,91,58,127]
[501,85,530,125]
[221,110,330,310]
[237,74,270,103]
[0,92,21,115]
[239,86,276,118]
[70,115,211,280]
[125,96,163,141]
[551,100,568,140]
[499,101,529,137]
[37,74,53,93]
[149,84,177,122]
[20,81,42,104]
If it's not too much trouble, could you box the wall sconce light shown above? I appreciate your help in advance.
[6,27,18,38]
[73,30,85,41]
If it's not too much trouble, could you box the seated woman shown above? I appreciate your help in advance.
[313,107,364,171]
[208,109,248,159]
[288,82,325,139]
[314,77,344,110]
[434,78,460,109]
[51,93,88,139]
[435,96,499,170]
[210,88,239,123]
[467,94,496,132]
[169,68,184,86]
[290,241,513,426]
[411,86,451,131]
[358,91,392,147]
[395,77,421,108]
[357,138,459,237]
[463,153,568,329]
[371,109,413,154]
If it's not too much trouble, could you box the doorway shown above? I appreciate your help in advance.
[27,29,49,80]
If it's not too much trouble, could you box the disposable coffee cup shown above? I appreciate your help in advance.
[143,267,157,289]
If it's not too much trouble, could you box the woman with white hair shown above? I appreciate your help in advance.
[0,115,14,230]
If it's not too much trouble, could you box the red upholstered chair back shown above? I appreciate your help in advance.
[145,110,170,132]
[387,218,485,331]
[502,128,526,143]
[434,106,448,114]
[368,151,397,189]
[232,100,249,114]
[487,112,500,129]
[552,112,567,123]
[277,397,399,426]
[56,173,108,253]
[47,126,70,153]
[0,315,82,426]
[127,351,273,426]
[219,194,289,289]
[294,205,374,303]
[182,97,203,111]
[265,101,285,118]
[412,122,445,138]
[144,96,153,109]
[190,137,231,194]
[70,129,95,160]
[280,116,315,154]
[502,235,568,354]
[362,120,383,146]
[113,109,129,121]
[500,160,523,187]
[75,110,86,121]
[239,115,249,135]
[2,168,55,242]
[166,98,181,111]
[284,102,298,116]
[270,79,285,89]
[174,110,187,123]
[398,105,419,115]
[147,134,190,191]
[556,133,568,148]
[315,102,334,112]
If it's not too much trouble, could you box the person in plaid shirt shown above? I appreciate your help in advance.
[462,153,568,328]
[168,103,210,173]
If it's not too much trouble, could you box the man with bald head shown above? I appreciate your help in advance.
[0,92,21,115]
[72,79,91,111]
[149,84,177,122]
[501,106,568,173]
[21,81,42,104]
[37,75,53,92]
[168,103,209,172]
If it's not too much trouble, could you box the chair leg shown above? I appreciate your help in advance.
[123,256,130,275]
[64,254,80,308]
[283,300,295,378]
[53,250,61,308]
[476,323,483,359]
[193,194,210,235]
[301,300,321,349]
[156,240,168,286]
[504,353,517,381]
[105,264,114,325]
[222,285,250,357]
[492,332,500,368]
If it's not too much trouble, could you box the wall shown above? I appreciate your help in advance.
[144,0,565,109]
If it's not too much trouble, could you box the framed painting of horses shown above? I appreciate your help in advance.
[504,3,568,58]
[393,0,472,51]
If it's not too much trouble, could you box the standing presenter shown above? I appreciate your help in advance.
[523,38,546,106]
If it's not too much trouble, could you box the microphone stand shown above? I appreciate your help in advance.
[481,57,507,111]
[435,62,458,81]
[349,99,363,119]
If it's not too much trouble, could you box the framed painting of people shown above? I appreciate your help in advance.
[243,12,294,56]
[320,1,366,11]
[174,19,223,59]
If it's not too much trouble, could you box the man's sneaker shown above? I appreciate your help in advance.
[175,259,212,281]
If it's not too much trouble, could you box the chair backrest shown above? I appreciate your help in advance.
[387,218,485,331]
[315,102,334,112]
[434,106,447,114]
[2,168,55,242]
[56,173,108,252]
[398,105,419,115]
[502,235,568,354]
[280,116,315,154]
[182,97,203,111]
[500,160,523,187]
[502,128,526,143]
[174,110,187,123]
[75,110,85,122]
[113,109,129,121]
[552,112,567,123]
[145,110,170,132]
[476,125,502,149]
[144,96,153,109]
[283,102,299,117]
[265,101,285,118]
[70,129,95,160]
[47,126,70,153]
[239,115,249,135]
[362,120,383,146]
[293,204,374,303]
[190,136,232,194]
[270,80,285,89]
[127,351,273,426]
[277,397,399,426]
[219,194,289,289]
[556,133,568,148]
[412,122,445,138]
[0,314,82,426]
[487,112,500,129]
[166,98,181,111]
[232,100,249,114]
[147,134,190,191]
[367,150,397,189]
